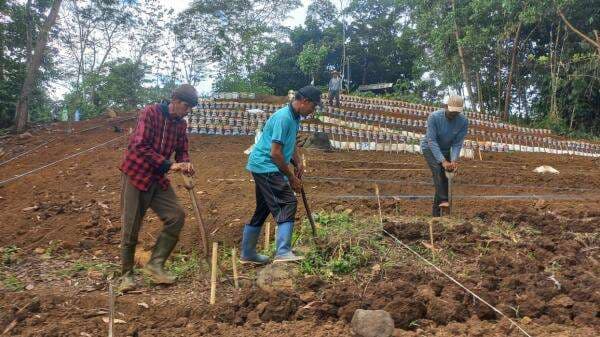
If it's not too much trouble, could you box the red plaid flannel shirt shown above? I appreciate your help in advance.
[119,103,189,191]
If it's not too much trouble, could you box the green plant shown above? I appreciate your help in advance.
[2,246,20,265]
[43,240,62,258]
[55,260,118,278]
[295,211,383,277]
[166,251,202,279]
[0,273,24,292]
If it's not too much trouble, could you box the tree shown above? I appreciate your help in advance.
[58,0,164,118]
[1,1,57,128]
[297,43,328,85]
[177,0,301,76]
[14,0,62,132]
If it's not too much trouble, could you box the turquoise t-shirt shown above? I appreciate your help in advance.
[247,104,300,173]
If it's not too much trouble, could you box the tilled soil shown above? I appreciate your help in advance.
[1,115,599,336]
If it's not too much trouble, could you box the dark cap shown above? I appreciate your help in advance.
[172,84,198,107]
[297,86,323,108]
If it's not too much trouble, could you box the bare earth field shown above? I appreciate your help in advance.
[0,115,598,336]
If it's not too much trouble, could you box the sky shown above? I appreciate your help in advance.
[161,0,311,94]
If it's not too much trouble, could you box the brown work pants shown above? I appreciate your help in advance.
[120,174,185,254]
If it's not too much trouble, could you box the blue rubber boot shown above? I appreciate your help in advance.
[273,221,304,263]
[240,225,269,265]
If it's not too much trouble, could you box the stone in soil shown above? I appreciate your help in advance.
[351,309,394,337]
[257,263,298,295]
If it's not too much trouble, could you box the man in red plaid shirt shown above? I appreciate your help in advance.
[118,84,197,292]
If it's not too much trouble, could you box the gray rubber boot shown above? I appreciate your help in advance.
[143,233,178,284]
[118,245,137,292]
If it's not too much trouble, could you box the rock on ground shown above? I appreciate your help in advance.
[256,263,299,294]
[351,309,394,337]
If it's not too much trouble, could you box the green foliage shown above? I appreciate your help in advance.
[296,211,385,277]
[177,0,301,77]
[166,252,203,279]
[297,43,329,83]
[2,246,20,266]
[55,260,118,279]
[0,0,57,128]
[213,73,274,95]
[0,273,24,292]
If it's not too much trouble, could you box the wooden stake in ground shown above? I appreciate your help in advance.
[374,184,383,224]
[264,221,271,251]
[231,248,239,289]
[108,282,115,337]
[475,136,483,161]
[210,242,218,305]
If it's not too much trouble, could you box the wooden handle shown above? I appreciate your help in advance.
[181,172,195,189]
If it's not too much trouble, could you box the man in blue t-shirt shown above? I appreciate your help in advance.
[420,95,469,216]
[242,86,322,264]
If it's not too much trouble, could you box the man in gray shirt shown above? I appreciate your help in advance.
[328,70,342,108]
[420,95,469,216]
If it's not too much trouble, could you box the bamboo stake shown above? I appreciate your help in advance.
[108,282,115,337]
[210,242,218,305]
[428,219,436,255]
[264,222,271,251]
[231,248,239,289]
[374,184,383,224]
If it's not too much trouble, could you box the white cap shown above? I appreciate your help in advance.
[447,95,464,112]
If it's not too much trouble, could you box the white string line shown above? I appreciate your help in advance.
[0,116,136,168]
[303,175,596,192]
[382,229,533,337]
[0,137,58,167]
[0,135,125,186]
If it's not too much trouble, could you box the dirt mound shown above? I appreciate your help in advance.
[302,132,333,151]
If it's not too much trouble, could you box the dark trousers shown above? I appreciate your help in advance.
[328,91,340,108]
[423,149,450,217]
[248,172,297,227]
[120,174,185,253]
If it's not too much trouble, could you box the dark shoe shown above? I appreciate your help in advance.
[118,270,136,292]
[119,244,137,292]
[143,233,178,285]
[143,261,176,284]
[240,225,270,265]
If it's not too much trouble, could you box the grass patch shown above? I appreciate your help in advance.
[2,246,20,266]
[0,272,24,291]
[55,260,118,279]
[296,211,386,278]
[166,251,203,279]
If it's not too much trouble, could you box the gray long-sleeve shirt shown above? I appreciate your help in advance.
[420,110,469,163]
[329,77,342,92]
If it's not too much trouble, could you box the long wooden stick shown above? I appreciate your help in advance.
[181,173,208,255]
[108,283,115,337]
[210,242,218,305]
[231,248,239,289]
[300,188,318,240]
